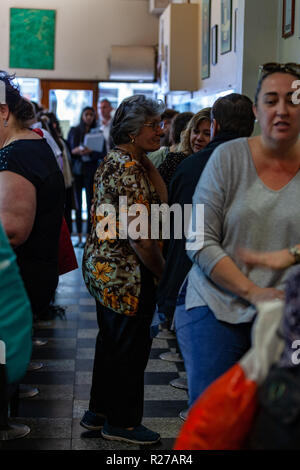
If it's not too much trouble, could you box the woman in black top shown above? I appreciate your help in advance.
[0,71,65,322]
[67,107,106,246]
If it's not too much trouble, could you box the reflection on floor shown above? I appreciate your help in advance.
[3,248,188,450]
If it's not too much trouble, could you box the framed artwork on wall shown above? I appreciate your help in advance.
[211,25,218,66]
[221,0,232,55]
[201,0,211,79]
[10,8,56,70]
[282,0,295,38]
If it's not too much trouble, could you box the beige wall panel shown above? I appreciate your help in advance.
[0,0,158,79]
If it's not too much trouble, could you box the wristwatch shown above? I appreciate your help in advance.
[288,245,300,264]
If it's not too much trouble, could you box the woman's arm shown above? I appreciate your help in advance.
[187,145,284,306]
[210,256,284,304]
[238,246,300,270]
[0,172,36,248]
[129,237,165,280]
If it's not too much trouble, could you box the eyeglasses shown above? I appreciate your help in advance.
[258,62,300,80]
[143,121,165,130]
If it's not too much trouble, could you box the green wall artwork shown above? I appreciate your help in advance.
[10,8,56,70]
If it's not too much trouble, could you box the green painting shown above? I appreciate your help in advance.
[10,8,56,70]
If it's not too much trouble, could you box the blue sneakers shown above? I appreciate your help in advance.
[80,410,106,431]
[101,423,161,445]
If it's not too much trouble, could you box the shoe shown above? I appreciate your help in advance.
[0,423,30,440]
[156,330,176,340]
[101,423,160,445]
[27,362,43,371]
[159,352,183,362]
[80,410,106,431]
[179,408,189,421]
[19,385,39,398]
[169,377,188,390]
[32,338,48,347]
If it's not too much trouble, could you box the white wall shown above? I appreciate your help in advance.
[241,0,279,102]
[277,0,300,62]
[185,0,279,105]
[0,0,159,80]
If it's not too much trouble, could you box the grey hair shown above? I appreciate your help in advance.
[110,94,165,145]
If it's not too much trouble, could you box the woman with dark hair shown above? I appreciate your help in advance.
[0,71,65,323]
[81,94,167,445]
[67,106,105,246]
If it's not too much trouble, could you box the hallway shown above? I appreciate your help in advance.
[3,249,187,450]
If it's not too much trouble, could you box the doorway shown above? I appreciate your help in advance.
[40,80,99,138]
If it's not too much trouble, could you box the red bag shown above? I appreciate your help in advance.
[58,218,78,275]
[174,364,257,450]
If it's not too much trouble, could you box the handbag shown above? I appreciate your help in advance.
[246,365,300,449]
[58,218,78,275]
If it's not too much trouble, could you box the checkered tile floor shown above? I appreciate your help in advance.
[3,248,188,450]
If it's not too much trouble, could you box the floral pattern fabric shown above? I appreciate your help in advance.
[82,149,162,316]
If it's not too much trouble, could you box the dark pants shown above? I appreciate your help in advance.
[74,165,96,235]
[64,186,74,235]
[89,302,153,427]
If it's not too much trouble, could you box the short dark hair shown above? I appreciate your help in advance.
[161,108,179,121]
[0,71,34,123]
[111,94,165,145]
[100,98,112,106]
[211,93,255,137]
[170,112,194,145]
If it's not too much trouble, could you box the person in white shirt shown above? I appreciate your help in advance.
[97,99,113,152]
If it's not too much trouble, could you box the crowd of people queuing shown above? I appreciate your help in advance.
[0,62,300,448]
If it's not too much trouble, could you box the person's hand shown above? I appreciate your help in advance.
[72,146,83,155]
[81,146,92,155]
[245,285,284,306]
[238,247,294,270]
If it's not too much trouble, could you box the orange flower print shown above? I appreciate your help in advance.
[125,161,136,168]
[103,288,120,310]
[92,262,113,283]
[122,294,139,315]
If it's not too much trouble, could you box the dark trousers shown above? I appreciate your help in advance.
[64,186,74,235]
[89,302,153,427]
[74,167,96,235]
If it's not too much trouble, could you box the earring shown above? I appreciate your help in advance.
[3,119,8,127]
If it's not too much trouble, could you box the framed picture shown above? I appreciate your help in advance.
[221,0,232,55]
[10,8,56,69]
[282,0,295,38]
[211,25,218,66]
[201,0,211,79]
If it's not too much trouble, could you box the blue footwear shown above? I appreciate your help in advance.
[101,422,160,445]
[80,410,106,431]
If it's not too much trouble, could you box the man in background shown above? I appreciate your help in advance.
[97,99,113,152]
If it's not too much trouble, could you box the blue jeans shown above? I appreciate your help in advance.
[175,305,252,407]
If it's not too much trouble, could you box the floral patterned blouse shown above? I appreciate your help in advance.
[82,148,162,316]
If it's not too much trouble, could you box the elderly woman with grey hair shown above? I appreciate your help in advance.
[81,95,167,445]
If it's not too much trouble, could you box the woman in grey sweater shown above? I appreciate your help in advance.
[179,64,300,411]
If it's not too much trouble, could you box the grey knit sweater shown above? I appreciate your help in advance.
[186,138,300,324]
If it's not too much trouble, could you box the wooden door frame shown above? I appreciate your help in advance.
[40,79,99,110]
